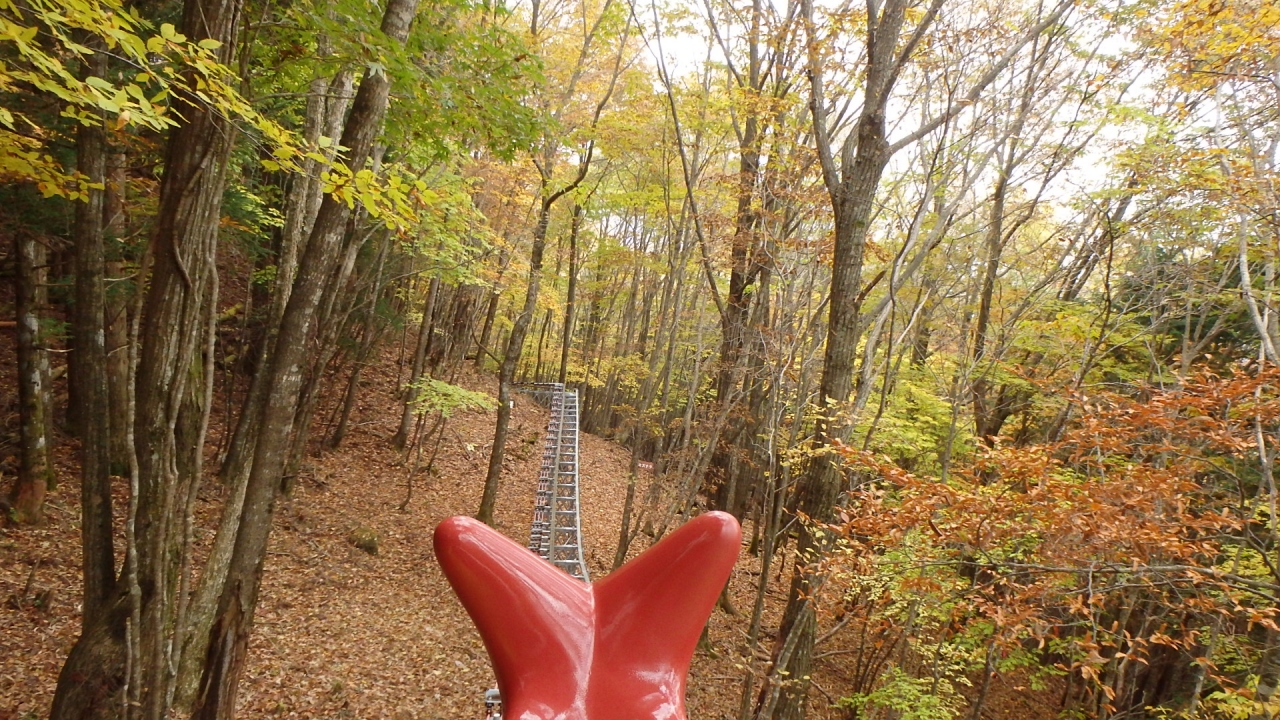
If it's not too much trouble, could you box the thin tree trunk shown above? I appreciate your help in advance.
[190,0,419,713]
[331,236,390,448]
[478,199,556,524]
[475,288,501,369]
[219,65,353,486]
[477,15,626,521]
[613,449,641,569]
[395,276,441,448]
[194,74,359,694]
[281,214,373,489]
[533,306,552,382]
[758,0,916,717]
[11,229,52,525]
[440,284,479,372]
[558,203,583,384]
[968,641,998,720]
[72,65,117,623]
[128,1,241,710]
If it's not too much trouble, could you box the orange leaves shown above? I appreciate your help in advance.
[815,368,1280,704]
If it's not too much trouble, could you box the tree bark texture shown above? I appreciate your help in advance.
[127,0,240,711]
[191,1,420,714]
[73,74,118,624]
[105,152,132,473]
[11,229,52,525]
[51,0,243,712]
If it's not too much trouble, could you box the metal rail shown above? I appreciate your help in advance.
[523,382,589,581]
[484,383,590,719]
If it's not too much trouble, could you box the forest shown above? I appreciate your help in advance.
[1,0,1278,716]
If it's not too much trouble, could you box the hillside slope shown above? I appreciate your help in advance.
[1,347,1056,719]
[0,354,763,719]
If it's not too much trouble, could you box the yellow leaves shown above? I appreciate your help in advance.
[0,131,100,199]
[1147,0,1280,88]
[158,22,183,42]
[320,169,343,196]
[5,0,470,247]
[12,23,37,42]
[144,34,168,54]
[1,0,185,188]
[2,0,328,197]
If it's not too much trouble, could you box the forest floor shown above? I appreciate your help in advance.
[0,347,1054,719]
[0,349,781,720]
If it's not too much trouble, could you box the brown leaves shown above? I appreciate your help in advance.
[1,352,738,720]
[815,369,1280,705]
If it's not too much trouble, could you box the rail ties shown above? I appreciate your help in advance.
[486,383,590,717]
[520,382,589,582]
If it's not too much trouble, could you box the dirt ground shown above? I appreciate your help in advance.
[0,353,788,720]
[1,346,1054,719]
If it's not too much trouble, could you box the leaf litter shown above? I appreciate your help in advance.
[0,347,1048,719]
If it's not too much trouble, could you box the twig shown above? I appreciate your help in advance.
[810,680,837,706]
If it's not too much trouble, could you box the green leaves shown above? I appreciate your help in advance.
[0,0,322,197]
[408,378,497,418]
[839,667,966,720]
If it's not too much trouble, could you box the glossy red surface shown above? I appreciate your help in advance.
[434,511,742,720]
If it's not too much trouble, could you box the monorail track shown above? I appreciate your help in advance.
[522,382,589,581]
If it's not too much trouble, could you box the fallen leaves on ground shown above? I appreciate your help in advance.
[0,350,1052,719]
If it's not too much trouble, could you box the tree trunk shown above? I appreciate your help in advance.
[532,306,552,382]
[558,203,583,384]
[476,17,621,518]
[221,65,352,479]
[128,2,238,712]
[475,287,501,369]
[762,101,891,720]
[72,68,118,622]
[105,152,132,473]
[395,275,441,447]
[478,199,555,525]
[1254,628,1280,716]
[11,229,52,525]
[331,236,390,448]
[281,212,372,489]
[969,641,998,720]
[190,0,420,713]
[970,79,1037,446]
[758,1,909,718]
[52,0,244,711]
[50,594,131,720]
[717,0,763,406]
[177,74,357,708]
[442,284,481,373]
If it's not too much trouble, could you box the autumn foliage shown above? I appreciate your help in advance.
[808,371,1280,717]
